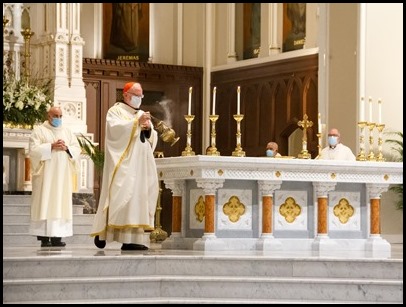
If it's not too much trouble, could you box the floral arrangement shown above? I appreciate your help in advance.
[3,71,53,129]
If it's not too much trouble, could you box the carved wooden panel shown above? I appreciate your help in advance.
[211,54,319,158]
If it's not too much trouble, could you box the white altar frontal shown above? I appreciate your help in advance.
[155,155,403,257]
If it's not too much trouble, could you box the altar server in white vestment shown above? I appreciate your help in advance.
[319,128,356,161]
[29,106,81,247]
[91,81,159,251]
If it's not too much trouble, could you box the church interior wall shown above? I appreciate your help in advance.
[4,3,402,242]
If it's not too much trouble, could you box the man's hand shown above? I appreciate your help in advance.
[52,139,68,151]
[139,111,151,130]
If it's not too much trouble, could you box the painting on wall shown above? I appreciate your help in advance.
[283,3,306,52]
[243,3,261,60]
[103,3,150,62]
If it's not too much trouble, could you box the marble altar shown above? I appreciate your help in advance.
[155,155,403,256]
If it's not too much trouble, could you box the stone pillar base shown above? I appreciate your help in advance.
[256,234,282,251]
[365,234,391,258]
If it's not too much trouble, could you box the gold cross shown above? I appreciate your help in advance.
[297,114,313,143]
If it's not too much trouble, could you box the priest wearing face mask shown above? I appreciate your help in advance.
[319,128,356,161]
[29,106,81,247]
[91,81,159,251]
[265,141,282,158]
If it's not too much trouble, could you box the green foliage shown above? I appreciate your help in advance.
[77,134,104,172]
[385,131,403,210]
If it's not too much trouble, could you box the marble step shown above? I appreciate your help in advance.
[3,223,93,234]
[3,233,95,246]
[4,253,402,280]
[3,195,32,204]
[3,275,402,303]
[5,297,401,304]
[3,212,94,225]
[3,203,84,215]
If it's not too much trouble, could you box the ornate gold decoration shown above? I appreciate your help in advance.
[367,122,376,161]
[232,114,246,157]
[150,181,168,243]
[194,195,205,222]
[182,114,195,156]
[297,114,313,159]
[159,171,163,178]
[384,174,389,181]
[217,169,224,176]
[275,171,281,177]
[279,197,301,223]
[151,116,180,146]
[376,124,385,162]
[206,115,220,156]
[356,120,368,161]
[330,173,336,179]
[190,170,194,176]
[223,196,245,222]
[333,198,354,224]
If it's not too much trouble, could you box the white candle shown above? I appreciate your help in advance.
[237,86,241,115]
[188,87,192,115]
[212,87,216,115]
[378,99,382,124]
[368,97,372,123]
[318,113,322,134]
[359,97,365,122]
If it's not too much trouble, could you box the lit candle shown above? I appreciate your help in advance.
[378,99,382,124]
[318,113,322,134]
[188,87,192,115]
[359,97,365,122]
[212,87,216,115]
[237,86,241,115]
[368,97,372,123]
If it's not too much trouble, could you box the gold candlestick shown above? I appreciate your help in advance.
[315,133,322,159]
[21,28,34,84]
[182,114,195,156]
[376,124,385,162]
[232,114,245,157]
[297,114,313,159]
[367,122,376,161]
[356,121,368,161]
[206,114,220,156]
[149,180,168,243]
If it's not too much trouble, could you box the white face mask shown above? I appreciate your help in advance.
[129,95,142,109]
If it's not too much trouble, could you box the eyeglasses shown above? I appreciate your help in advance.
[128,92,144,98]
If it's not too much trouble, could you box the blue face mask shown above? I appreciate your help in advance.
[266,149,274,157]
[51,118,62,127]
[328,136,338,147]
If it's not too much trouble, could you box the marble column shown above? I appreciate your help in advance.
[161,179,186,249]
[256,180,282,250]
[193,178,224,250]
[312,182,336,251]
[365,183,391,256]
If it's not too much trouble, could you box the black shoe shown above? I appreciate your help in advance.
[51,237,66,247]
[40,237,52,247]
[94,235,106,249]
[39,236,51,247]
[121,243,149,251]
